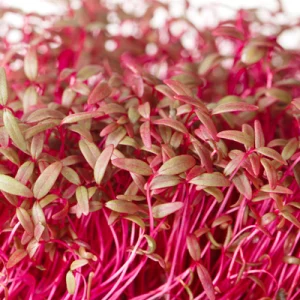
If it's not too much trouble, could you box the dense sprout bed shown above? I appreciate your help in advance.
[0,1,299,299]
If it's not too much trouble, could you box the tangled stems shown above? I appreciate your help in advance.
[0,0,300,299]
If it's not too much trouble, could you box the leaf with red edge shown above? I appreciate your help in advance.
[3,109,27,152]
[105,199,139,214]
[217,130,253,147]
[16,207,34,234]
[152,118,188,134]
[158,155,196,175]
[190,172,230,187]
[61,111,103,125]
[261,158,277,189]
[138,102,150,119]
[196,263,216,300]
[254,120,265,148]
[31,133,44,160]
[0,174,33,197]
[33,161,63,199]
[15,161,34,185]
[112,158,152,176]
[232,171,252,200]
[94,145,114,185]
[195,110,218,140]
[100,123,119,137]
[105,126,127,147]
[282,211,300,229]
[61,167,81,185]
[174,95,208,111]
[212,102,258,115]
[150,175,182,190]
[152,202,183,218]
[261,184,293,194]
[140,121,152,149]
[186,234,201,261]
[164,79,193,97]
[88,81,112,105]
[282,138,298,160]
[7,249,28,269]
[79,139,101,168]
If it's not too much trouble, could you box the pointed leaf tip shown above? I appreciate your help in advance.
[94,145,114,185]
[33,161,63,199]
[88,81,112,105]
[186,234,201,261]
[196,264,216,300]
[105,199,139,214]
[112,158,152,176]
[158,155,196,175]
[0,174,33,197]
[66,271,76,295]
[152,202,183,218]
[190,172,230,187]
[76,186,90,216]
[0,67,8,105]
[24,47,38,81]
[7,249,28,269]
[3,109,27,152]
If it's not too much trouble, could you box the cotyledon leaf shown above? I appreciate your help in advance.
[33,161,63,199]
[158,155,196,175]
[0,174,33,197]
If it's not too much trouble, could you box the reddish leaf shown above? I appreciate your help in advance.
[152,118,188,134]
[195,110,218,140]
[94,145,114,185]
[164,79,193,97]
[186,234,201,261]
[254,120,265,148]
[217,130,253,147]
[112,158,152,176]
[140,121,152,149]
[88,81,112,105]
[212,102,258,115]
[196,264,216,300]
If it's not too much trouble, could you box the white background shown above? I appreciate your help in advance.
[1,0,300,48]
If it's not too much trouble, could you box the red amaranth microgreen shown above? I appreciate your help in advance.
[0,1,299,299]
